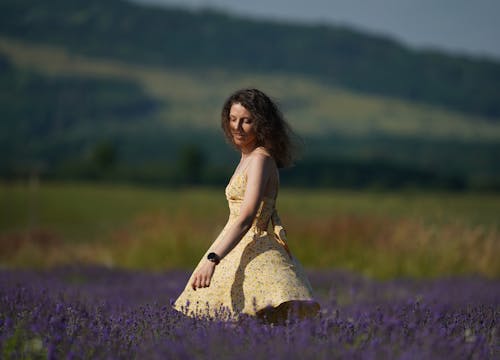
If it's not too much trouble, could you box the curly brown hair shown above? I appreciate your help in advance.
[221,89,299,168]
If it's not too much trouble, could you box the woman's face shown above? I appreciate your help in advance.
[229,103,257,152]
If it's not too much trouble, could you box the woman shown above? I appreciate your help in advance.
[173,89,320,323]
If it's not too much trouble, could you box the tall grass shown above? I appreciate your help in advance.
[1,182,499,278]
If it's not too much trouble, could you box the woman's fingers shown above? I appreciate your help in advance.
[191,273,211,290]
[192,274,201,290]
[191,263,214,290]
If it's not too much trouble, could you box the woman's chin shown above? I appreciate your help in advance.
[233,138,245,145]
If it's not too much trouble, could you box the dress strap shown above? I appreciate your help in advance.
[271,209,293,259]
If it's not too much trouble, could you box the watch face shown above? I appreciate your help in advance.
[207,252,219,262]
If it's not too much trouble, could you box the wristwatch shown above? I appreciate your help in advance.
[207,252,220,265]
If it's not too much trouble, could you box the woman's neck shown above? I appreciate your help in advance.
[240,144,258,158]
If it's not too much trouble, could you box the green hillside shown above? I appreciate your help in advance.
[2,37,499,140]
[1,37,499,189]
[0,0,499,118]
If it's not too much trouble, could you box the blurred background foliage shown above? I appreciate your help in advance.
[0,0,499,189]
[0,0,499,276]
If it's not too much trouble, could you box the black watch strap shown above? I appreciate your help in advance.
[207,252,220,265]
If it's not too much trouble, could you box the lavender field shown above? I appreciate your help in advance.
[1,184,499,358]
[1,266,498,359]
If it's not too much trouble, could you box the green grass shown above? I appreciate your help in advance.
[1,181,499,279]
[0,181,226,242]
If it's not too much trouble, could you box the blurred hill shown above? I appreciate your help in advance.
[0,0,499,189]
[1,0,500,118]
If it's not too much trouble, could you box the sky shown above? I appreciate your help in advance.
[132,0,500,61]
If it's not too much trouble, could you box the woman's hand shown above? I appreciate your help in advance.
[191,260,216,290]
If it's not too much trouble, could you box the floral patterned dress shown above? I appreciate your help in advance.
[173,171,320,320]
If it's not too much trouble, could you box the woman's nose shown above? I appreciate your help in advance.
[232,119,242,131]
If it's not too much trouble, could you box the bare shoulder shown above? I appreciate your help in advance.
[252,147,275,163]
[252,146,272,157]
[247,148,276,178]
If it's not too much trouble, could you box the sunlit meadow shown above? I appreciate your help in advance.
[1,182,499,278]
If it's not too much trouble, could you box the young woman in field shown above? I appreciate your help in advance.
[173,89,320,323]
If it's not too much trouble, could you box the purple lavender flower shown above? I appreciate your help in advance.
[0,266,498,359]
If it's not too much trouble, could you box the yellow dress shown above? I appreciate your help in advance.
[173,171,320,321]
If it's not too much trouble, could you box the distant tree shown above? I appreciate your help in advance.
[89,140,117,173]
[177,144,204,185]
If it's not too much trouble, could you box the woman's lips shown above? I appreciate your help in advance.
[232,133,245,139]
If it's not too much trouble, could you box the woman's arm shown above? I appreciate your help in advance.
[213,153,273,258]
[191,153,273,290]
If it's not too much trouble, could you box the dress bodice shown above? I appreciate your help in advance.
[225,172,276,231]
[225,172,291,257]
